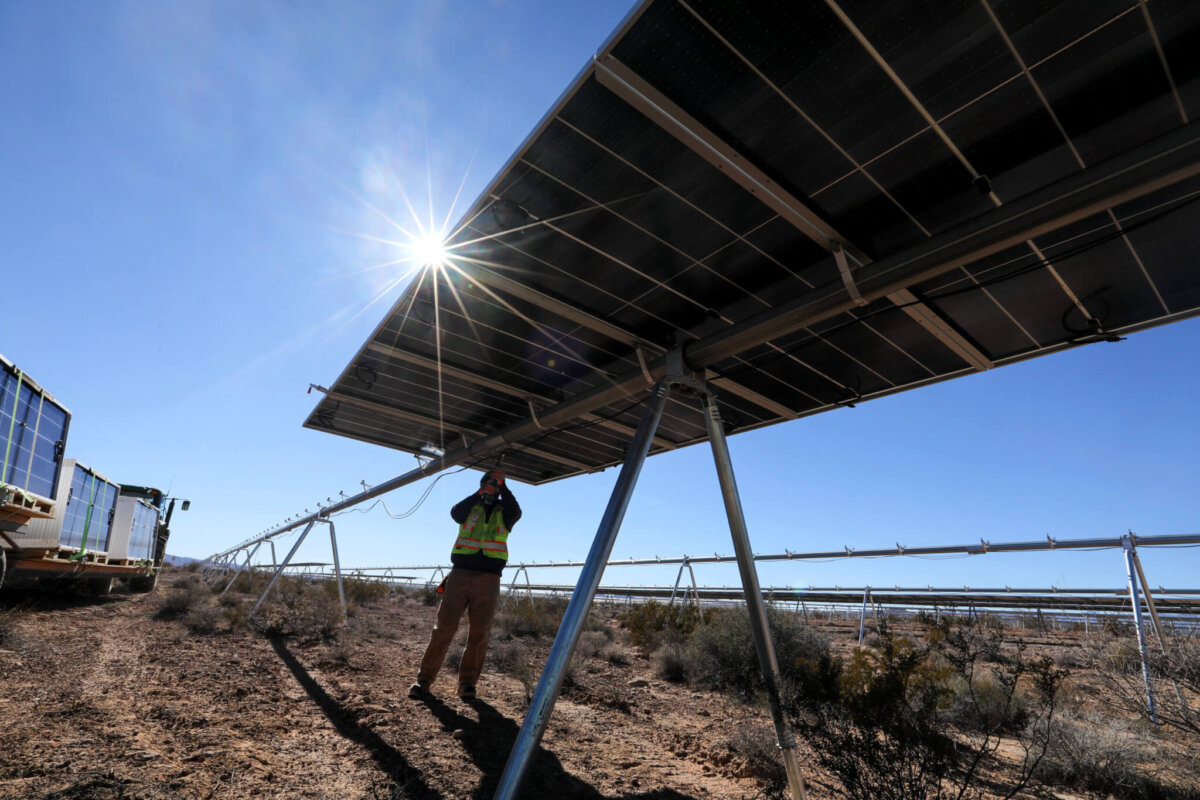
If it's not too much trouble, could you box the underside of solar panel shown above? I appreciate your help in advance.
[306,0,1200,485]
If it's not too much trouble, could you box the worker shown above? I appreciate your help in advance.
[410,467,521,701]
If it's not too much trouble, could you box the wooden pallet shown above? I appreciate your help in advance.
[0,486,55,526]
[41,548,109,565]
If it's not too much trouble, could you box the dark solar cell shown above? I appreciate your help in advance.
[939,77,1080,201]
[863,129,995,235]
[992,0,1139,68]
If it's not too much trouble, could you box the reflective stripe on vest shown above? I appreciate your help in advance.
[451,502,509,561]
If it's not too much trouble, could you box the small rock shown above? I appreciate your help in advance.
[698,709,710,717]
[452,729,466,740]
[627,678,649,688]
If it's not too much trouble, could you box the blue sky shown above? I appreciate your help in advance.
[3,0,1197,595]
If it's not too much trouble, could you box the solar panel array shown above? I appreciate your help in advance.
[307,0,1200,484]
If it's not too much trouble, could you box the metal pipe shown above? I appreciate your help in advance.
[250,520,316,620]
[220,542,262,598]
[1123,536,1159,721]
[326,520,346,623]
[703,390,807,800]
[1130,538,1190,724]
[493,380,671,800]
[858,588,871,645]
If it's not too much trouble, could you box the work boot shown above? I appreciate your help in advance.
[458,684,476,701]
[408,680,431,699]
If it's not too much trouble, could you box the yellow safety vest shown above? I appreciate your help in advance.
[451,502,509,561]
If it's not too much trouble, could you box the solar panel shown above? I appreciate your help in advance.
[306,0,1200,485]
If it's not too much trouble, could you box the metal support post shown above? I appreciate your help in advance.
[503,565,533,608]
[1122,535,1158,722]
[702,390,808,800]
[220,542,262,598]
[668,559,689,608]
[858,588,871,645]
[426,567,445,590]
[269,540,277,569]
[325,520,346,623]
[1128,535,1189,724]
[493,380,671,800]
[250,520,317,620]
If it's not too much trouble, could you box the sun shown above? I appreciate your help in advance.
[411,232,449,269]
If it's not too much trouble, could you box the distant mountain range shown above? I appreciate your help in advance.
[163,554,203,567]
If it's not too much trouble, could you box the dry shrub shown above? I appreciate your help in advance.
[494,597,566,639]
[686,606,831,702]
[488,639,535,701]
[725,726,788,796]
[155,579,210,619]
[330,576,387,606]
[1034,709,1197,799]
[653,641,689,683]
[792,624,1065,800]
[222,602,250,632]
[576,630,610,658]
[1082,631,1200,742]
[255,576,344,640]
[183,604,221,635]
[621,600,710,651]
[599,642,630,666]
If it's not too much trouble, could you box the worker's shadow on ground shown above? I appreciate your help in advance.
[269,636,442,798]
[419,695,700,800]
[270,635,702,800]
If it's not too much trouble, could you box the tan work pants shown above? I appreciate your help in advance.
[417,567,502,690]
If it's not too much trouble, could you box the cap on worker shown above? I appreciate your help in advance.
[480,467,505,488]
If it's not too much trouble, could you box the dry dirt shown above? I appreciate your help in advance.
[0,572,830,800]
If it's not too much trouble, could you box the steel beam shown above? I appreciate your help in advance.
[494,380,671,800]
[1123,535,1159,721]
[703,388,807,800]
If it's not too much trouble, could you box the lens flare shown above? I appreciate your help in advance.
[411,232,449,269]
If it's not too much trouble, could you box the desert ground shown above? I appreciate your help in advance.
[0,570,1195,800]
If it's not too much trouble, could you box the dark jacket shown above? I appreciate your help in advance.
[449,485,521,574]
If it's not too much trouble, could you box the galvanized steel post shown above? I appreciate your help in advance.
[250,520,316,620]
[1123,534,1158,722]
[325,519,347,622]
[702,390,808,800]
[493,380,671,800]
[220,541,262,598]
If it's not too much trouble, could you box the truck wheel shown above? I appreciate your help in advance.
[86,576,115,595]
[128,572,159,593]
